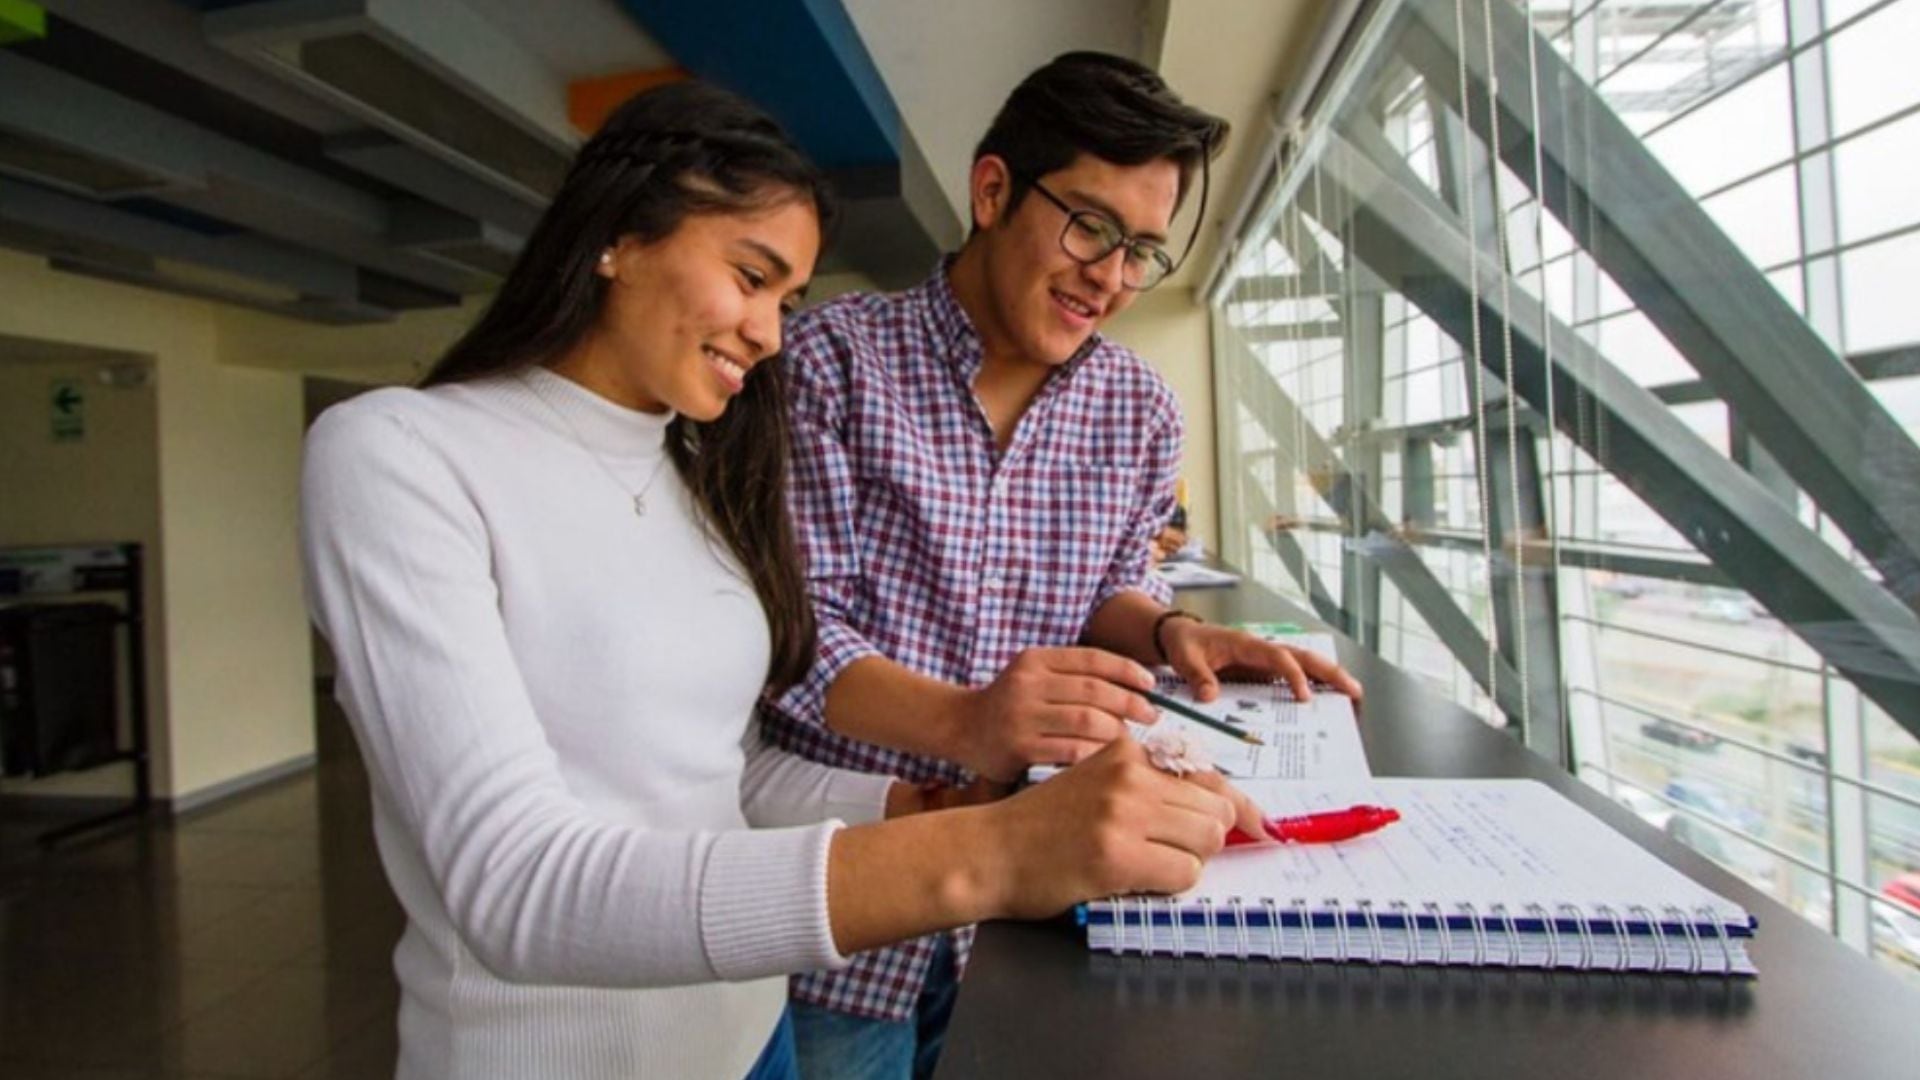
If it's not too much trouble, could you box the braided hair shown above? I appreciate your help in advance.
[423,81,833,690]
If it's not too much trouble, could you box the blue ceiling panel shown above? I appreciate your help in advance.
[613,0,899,169]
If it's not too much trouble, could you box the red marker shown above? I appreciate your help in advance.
[1225,804,1401,847]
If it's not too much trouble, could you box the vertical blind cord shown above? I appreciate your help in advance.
[1455,0,1502,726]
[1284,123,1312,601]
[1521,0,1575,755]
[1482,0,1534,739]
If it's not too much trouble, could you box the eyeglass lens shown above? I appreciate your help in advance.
[1062,212,1172,289]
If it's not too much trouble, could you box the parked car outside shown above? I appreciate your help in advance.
[1641,717,1722,751]
[1785,740,1828,767]
[1885,872,1920,912]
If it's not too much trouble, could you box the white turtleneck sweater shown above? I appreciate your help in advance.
[300,368,895,1079]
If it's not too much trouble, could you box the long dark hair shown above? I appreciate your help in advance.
[422,81,831,690]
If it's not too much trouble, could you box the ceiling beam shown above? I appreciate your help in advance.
[205,0,578,206]
[615,0,959,287]
[0,51,485,297]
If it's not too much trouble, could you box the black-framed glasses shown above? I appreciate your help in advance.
[1021,176,1176,291]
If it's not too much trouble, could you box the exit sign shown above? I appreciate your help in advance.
[51,378,85,442]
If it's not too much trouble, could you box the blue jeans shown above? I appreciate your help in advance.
[791,936,959,1080]
[745,1007,799,1080]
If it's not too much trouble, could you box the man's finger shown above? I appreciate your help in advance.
[1032,646,1154,690]
[1295,648,1363,699]
[1256,642,1313,701]
[1037,705,1131,744]
[1046,675,1159,725]
[1169,638,1221,702]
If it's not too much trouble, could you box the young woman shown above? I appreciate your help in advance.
[301,81,1260,1080]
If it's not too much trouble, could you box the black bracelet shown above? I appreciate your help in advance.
[1151,609,1202,663]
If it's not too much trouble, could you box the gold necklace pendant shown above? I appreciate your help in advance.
[521,372,667,521]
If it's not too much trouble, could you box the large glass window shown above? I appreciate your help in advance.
[1209,0,1920,984]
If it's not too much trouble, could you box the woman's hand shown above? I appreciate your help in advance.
[976,737,1267,920]
[826,738,1267,954]
[884,777,1016,818]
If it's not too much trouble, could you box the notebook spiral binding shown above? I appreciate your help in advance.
[1092,897,1747,972]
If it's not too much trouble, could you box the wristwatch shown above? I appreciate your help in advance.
[1151,608,1202,663]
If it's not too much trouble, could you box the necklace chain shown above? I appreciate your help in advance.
[521,372,670,517]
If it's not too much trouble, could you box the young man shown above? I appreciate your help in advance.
[762,52,1361,1078]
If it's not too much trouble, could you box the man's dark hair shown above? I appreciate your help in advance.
[973,51,1229,222]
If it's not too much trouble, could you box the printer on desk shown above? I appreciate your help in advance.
[0,545,138,782]
[0,602,122,779]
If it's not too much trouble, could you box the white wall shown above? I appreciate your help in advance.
[842,0,1155,223]
[158,330,313,798]
[1104,287,1218,546]
[0,250,313,803]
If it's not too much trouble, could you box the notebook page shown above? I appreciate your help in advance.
[1144,679,1370,781]
[1173,778,1750,928]
[1240,628,1339,662]
[1153,561,1241,588]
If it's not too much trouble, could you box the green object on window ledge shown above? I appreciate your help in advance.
[0,0,47,46]
[1238,620,1305,636]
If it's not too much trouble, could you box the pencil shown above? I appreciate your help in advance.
[1142,688,1265,746]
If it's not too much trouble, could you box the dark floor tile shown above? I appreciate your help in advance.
[292,1010,398,1079]
[41,827,256,884]
[44,807,327,891]
[174,832,327,890]
[0,953,274,1068]
[1,699,405,1079]
[0,877,273,966]
[172,888,330,969]
[152,964,398,1078]
[0,1064,165,1079]
[291,901,404,975]
[175,779,325,838]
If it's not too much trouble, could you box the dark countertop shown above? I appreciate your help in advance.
[935,580,1920,1080]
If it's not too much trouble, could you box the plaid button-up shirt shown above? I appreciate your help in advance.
[761,266,1182,1022]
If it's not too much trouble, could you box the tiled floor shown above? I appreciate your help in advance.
[0,703,404,1078]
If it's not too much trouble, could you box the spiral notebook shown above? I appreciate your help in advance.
[1085,778,1758,975]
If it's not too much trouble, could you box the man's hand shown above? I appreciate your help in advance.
[952,646,1161,782]
[1150,525,1188,565]
[1159,619,1363,704]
